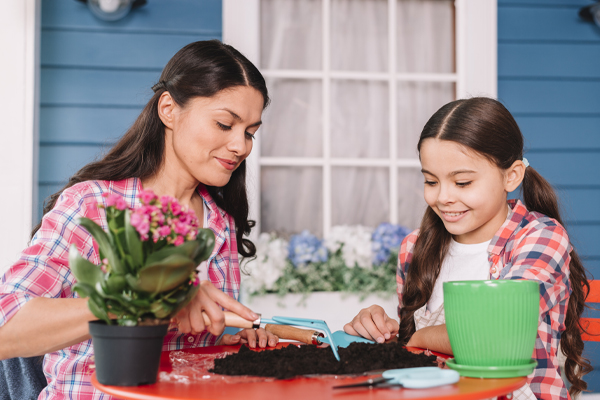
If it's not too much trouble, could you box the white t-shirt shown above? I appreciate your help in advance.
[197,201,210,281]
[427,238,491,312]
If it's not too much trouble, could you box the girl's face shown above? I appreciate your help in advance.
[419,138,511,244]
[164,86,264,187]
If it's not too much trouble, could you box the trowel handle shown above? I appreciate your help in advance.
[264,324,321,345]
[201,311,256,329]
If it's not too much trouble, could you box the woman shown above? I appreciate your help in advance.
[0,40,277,399]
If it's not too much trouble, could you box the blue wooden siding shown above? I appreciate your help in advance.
[498,0,600,391]
[38,0,222,221]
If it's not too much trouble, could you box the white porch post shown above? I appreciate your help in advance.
[0,0,40,273]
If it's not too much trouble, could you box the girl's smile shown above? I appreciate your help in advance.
[419,138,512,244]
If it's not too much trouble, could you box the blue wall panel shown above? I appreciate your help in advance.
[499,0,600,392]
[38,0,222,221]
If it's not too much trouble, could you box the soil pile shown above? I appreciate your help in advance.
[210,342,438,379]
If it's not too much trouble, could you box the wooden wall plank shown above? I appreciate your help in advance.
[42,0,222,35]
[499,80,600,114]
[569,225,600,258]
[499,43,600,78]
[498,6,600,42]
[523,152,599,186]
[40,107,140,144]
[515,116,600,150]
[559,189,600,224]
[40,68,158,107]
[41,31,206,69]
[39,145,108,184]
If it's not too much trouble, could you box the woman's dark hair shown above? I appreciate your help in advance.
[398,97,591,396]
[32,40,269,258]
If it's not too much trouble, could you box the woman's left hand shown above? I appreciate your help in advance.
[218,328,279,348]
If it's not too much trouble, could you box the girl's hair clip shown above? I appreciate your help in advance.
[522,157,530,168]
[152,80,167,93]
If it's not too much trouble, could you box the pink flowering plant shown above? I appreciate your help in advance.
[69,189,215,326]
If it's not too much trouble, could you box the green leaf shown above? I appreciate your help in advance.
[79,217,126,275]
[68,246,104,287]
[144,240,198,266]
[88,293,111,324]
[192,229,215,265]
[73,282,95,299]
[133,254,195,293]
[170,283,199,316]
[125,210,144,269]
[150,300,175,319]
[105,274,127,293]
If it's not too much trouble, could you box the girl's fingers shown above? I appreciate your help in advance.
[243,328,258,348]
[343,323,360,337]
[358,312,385,343]
[372,312,392,340]
[266,331,279,347]
[218,333,241,345]
[255,328,269,348]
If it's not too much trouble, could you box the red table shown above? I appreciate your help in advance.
[92,343,527,400]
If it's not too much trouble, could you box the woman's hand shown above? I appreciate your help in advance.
[218,328,279,348]
[172,280,258,336]
[343,305,399,343]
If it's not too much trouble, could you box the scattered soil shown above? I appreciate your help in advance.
[210,342,438,380]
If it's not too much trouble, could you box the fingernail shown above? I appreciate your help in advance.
[250,312,259,320]
[260,339,266,347]
[384,333,390,339]
[250,341,256,348]
[233,335,240,340]
[377,337,385,343]
[269,339,275,346]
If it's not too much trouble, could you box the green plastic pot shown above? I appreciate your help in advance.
[443,280,539,368]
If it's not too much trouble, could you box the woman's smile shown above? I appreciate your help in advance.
[215,157,238,171]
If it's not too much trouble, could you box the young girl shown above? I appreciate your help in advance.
[0,40,278,399]
[344,97,590,400]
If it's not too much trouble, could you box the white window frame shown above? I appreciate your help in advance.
[0,0,40,274]
[232,0,496,238]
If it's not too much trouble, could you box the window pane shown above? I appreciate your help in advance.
[260,0,322,70]
[331,80,389,158]
[398,168,427,230]
[331,0,388,72]
[332,167,389,227]
[397,82,455,158]
[261,79,323,157]
[396,0,455,73]
[261,167,323,237]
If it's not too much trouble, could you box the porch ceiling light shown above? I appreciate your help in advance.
[75,0,147,22]
[579,1,600,28]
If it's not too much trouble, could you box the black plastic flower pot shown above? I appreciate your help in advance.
[89,320,169,386]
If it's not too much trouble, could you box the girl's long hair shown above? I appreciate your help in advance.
[32,40,270,258]
[398,97,591,396]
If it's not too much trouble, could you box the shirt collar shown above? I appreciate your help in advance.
[488,199,528,255]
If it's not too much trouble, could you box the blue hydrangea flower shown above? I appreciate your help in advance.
[288,230,328,268]
[371,223,411,265]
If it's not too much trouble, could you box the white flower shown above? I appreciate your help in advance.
[242,233,289,293]
[324,225,373,269]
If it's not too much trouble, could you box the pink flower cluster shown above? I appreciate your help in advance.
[123,189,200,245]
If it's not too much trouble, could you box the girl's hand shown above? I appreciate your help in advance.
[343,305,399,343]
[218,328,279,348]
[172,280,258,336]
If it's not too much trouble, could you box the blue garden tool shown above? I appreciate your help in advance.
[332,367,460,390]
[260,316,343,361]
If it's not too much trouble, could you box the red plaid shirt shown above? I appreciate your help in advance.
[0,178,241,399]
[397,200,571,400]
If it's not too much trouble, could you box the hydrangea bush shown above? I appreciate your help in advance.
[242,223,411,298]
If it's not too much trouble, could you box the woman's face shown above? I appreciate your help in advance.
[164,86,264,187]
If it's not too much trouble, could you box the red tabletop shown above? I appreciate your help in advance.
[92,343,527,400]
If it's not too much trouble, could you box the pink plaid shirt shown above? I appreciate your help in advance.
[0,178,241,399]
[397,200,572,400]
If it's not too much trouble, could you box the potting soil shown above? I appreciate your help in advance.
[210,342,438,379]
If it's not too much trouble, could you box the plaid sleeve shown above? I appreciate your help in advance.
[501,218,571,400]
[0,184,100,327]
[397,229,419,317]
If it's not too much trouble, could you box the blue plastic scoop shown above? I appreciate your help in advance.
[333,367,460,389]
[315,330,375,347]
